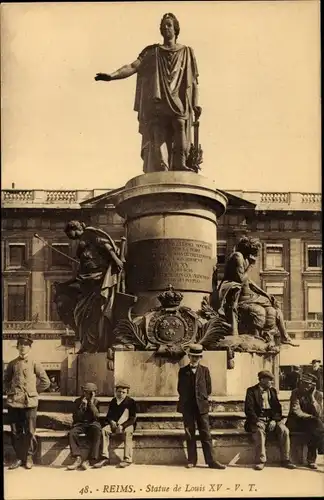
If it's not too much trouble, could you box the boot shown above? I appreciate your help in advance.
[67,456,82,470]
[8,459,22,470]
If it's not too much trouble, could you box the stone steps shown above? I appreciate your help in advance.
[3,425,306,467]
[2,395,292,414]
[3,409,250,430]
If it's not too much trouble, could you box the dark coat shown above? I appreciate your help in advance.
[244,384,283,432]
[286,388,323,430]
[72,397,100,425]
[177,363,211,414]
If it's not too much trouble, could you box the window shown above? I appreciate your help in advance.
[8,243,26,268]
[48,283,61,321]
[217,240,227,265]
[51,244,71,268]
[307,244,322,269]
[266,283,284,311]
[265,244,283,269]
[307,285,322,321]
[7,284,27,321]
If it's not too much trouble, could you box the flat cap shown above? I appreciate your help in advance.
[115,381,130,389]
[82,382,98,392]
[188,343,204,356]
[258,370,274,380]
[311,359,321,364]
[17,334,33,346]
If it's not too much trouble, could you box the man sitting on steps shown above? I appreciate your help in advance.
[244,370,296,471]
[67,382,102,470]
[95,381,137,469]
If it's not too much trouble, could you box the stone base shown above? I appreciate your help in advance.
[3,429,306,467]
[114,351,227,396]
[67,353,114,396]
[114,350,279,397]
[227,351,279,395]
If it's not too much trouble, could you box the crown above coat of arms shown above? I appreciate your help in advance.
[157,285,184,309]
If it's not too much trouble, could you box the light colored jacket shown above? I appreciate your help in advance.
[4,356,50,408]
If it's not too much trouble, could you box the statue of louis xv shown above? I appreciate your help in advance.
[95,13,202,173]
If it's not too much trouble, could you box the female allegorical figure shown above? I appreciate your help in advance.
[217,236,297,345]
[54,221,124,353]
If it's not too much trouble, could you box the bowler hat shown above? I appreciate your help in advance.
[301,373,317,385]
[311,359,321,364]
[258,370,274,380]
[82,382,98,392]
[17,334,33,346]
[188,344,204,356]
[115,381,130,390]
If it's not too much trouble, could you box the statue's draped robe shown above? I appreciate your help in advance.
[217,252,278,334]
[54,227,119,353]
[134,44,199,172]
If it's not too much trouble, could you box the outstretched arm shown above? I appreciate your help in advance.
[95,59,141,82]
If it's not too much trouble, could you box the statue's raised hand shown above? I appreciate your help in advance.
[94,73,112,82]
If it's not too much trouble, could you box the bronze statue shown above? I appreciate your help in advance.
[53,221,124,353]
[95,13,202,173]
[217,236,297,345]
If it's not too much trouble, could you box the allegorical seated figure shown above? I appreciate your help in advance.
[54,221,124,353]
[217,236,296,345]
[95,13,201,173]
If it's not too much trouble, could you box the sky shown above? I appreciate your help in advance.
[1,1,321,192]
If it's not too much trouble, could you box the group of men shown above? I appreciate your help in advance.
[283,360,323,392]
[4,337,324,471]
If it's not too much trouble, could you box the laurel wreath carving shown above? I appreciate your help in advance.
[113,319,147,349]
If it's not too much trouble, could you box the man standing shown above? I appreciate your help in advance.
[95,13,200,173]
[286,373,324,469]
[67,382,102,470]
[95,382,137,469]
[285,366,301,391]
[244,370,296,471]
[177,344,225,469]
[307,360,323,392]
[4,334,50,470]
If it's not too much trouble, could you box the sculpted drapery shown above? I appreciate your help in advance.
[134,44,199,172]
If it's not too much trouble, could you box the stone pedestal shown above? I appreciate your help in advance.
[62,353,115,396]
[114,350,279,397]
[114,351,227,396]
[115,172,227,315]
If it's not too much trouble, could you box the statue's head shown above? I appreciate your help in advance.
[64,220,86,240]
[236,236,261,261]
[160,13,180,41]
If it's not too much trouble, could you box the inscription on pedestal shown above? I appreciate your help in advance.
[127,239,213,292]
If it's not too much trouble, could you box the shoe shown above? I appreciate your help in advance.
[117,461,132,468]
[8,459,22,470]
[93,458,110,468]
[186,463,196,469]
[254,463,265,471]
[281,461,296,470]
[67,456,82,471]
[25,457,33,469]
[81,460,91,470]
[208,461,226,470]
[307,462,318,470]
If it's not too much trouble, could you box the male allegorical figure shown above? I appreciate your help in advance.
[177,344,226,469]
[4,334,50,470]
[286,373,324,469]
[244,370,296,471]
[67,382,102,470]
[95,382,137,469]
[95,13,200,173]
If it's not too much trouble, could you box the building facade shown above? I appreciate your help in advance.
[1,188,322,392]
